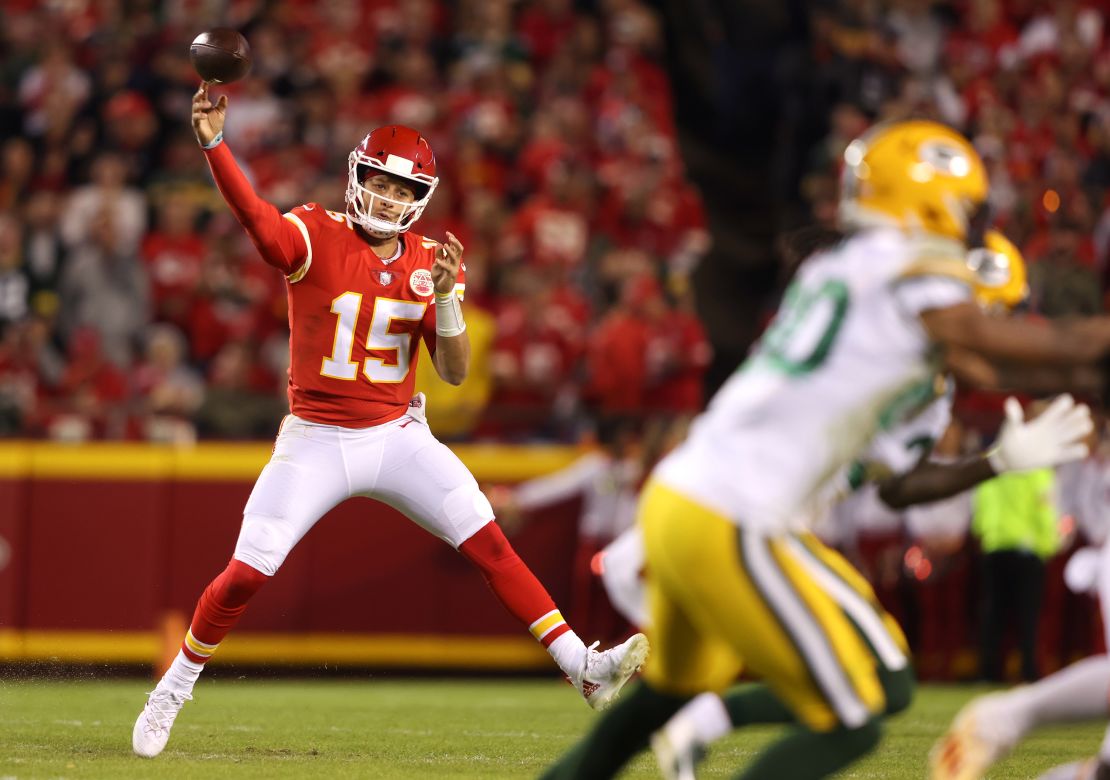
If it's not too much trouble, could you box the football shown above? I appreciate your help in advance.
[189,28,252,84]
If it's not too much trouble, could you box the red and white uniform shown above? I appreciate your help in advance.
[205,143,464,427]
[279,204,464,427]
[141,127,593,737]
[202,142,488,572]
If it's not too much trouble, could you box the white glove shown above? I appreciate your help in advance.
[1064,546,1102,594]
[987,394,1093,473]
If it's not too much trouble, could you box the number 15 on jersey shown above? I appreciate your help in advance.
[321,292,428,384]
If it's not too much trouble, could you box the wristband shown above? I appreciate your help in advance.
[201,131,224,150]
[435,292,466,337]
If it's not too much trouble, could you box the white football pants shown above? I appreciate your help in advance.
[233,409,495,576]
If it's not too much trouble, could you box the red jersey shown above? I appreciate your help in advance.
[203,142,465,428]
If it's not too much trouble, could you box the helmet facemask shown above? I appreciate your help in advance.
[968,228,1028,312]
[345,153,438,236]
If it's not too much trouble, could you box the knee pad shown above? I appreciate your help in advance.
[443,484,495,549]
[233,513,297,576]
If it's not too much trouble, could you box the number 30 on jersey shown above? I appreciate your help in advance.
[761,279,850,374]
[321,292,427,383]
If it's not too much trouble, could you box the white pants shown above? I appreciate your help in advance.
[233,410,495,576]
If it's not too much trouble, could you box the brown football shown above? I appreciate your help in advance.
[189,28,252,84]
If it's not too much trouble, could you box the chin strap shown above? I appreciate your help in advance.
[435,292,466,337]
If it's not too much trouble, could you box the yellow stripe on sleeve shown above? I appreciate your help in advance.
[185,630,219,657]
[528,610,565,641]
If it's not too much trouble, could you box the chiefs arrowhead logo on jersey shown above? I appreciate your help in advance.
[409,269,434,296]
[376,271,393,285]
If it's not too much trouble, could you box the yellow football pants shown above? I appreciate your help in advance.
[639,479,909,732]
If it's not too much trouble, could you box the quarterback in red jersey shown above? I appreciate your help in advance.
[132,82,648,759]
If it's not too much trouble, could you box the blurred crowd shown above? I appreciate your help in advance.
[2,0,1109,448]
[796,0,1110,326]
[0,0,712,443]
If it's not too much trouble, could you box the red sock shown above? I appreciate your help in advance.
[459,521,572,647]
[180,559,269,663]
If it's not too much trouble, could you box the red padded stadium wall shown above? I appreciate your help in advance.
[0,443,582,668]
[0,473,25,628]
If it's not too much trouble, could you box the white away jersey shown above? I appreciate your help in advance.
[855,379,954,485]
[653,228,973,534]
[810,384,954,543]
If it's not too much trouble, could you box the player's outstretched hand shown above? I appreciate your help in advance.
[988,394,1093,473]
[192,81,228,147]
[432,231,463,295]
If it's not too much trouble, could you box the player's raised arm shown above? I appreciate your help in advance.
[191,82,306,275]
[429,230,470,385]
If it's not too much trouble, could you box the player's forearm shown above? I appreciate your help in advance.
[1002,318,1110,364]
[433,332,470,385]
[947,348,1104,395]
[203,143,304,272]
[928,304,1110,365]
[877,457,995,510]
[991,363,1104,395]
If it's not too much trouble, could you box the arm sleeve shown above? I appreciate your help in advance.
[512,453,608,511]
[203,143,307,275]
[421,308,437,356]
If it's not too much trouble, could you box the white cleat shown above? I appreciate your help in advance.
[576,633,650,711]
[929,692,1021,780]
[132,688,192,758]
[1037,758,1100,780]
[652,716,704,780]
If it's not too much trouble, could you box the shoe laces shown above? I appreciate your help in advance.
[573,641,604,688]
[144,689,191,731]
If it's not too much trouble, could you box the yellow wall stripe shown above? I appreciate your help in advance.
[0,442,583,482]
[0,630,555,669]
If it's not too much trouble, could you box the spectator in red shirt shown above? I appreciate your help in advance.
[48,326,130,441]
[647,282,712,415]
[586,272,661,416]
[501,156,593,267]
[142,192,206,328]
[486,266,584,438]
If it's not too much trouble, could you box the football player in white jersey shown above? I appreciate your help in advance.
[541,119,1110,780]
[593,233,1092,780]
[930,428,1110,780]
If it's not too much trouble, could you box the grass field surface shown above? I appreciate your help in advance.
[1,676,1105,778]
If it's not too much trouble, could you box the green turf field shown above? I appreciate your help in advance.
[1,677,1104,778]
